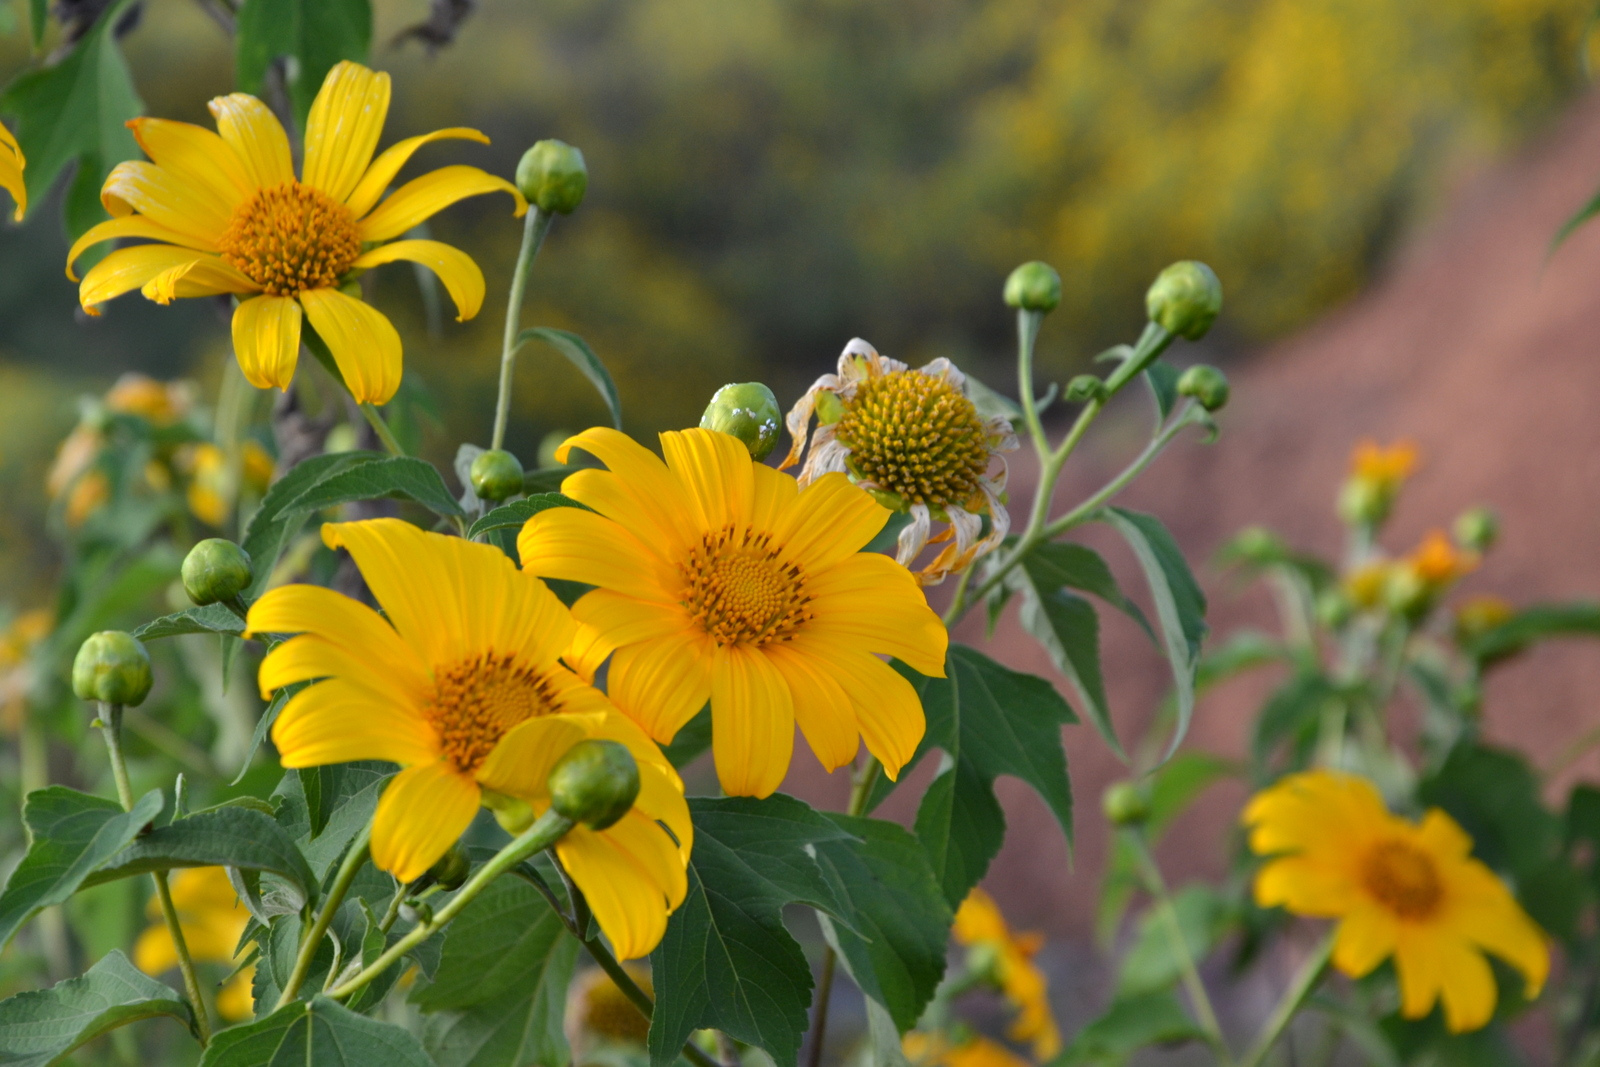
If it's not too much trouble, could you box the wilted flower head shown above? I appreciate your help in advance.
[782,339,1018,586]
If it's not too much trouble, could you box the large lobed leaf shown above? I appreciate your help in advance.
[0,950,191,1067]
[198,995,430,1067]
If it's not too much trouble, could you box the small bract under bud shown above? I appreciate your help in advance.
[548,739,640,830]
[1176,364,1229,411]
[72,631,152,706]
[182,538,253,606]
[1004,261,1062,313]
[1454,507,1499,553]
[427,841,471,890]
[1064,375,1107,404]
[516,140,588,215]
[700,382,781,461]
[1147,261,1222,340]
[1103,780,1152,827]
[470,449,525,503]
[481,788,537,834]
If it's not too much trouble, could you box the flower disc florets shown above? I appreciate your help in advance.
[219,182,362,296]
[680,527,812,647]
[423,652,561,773]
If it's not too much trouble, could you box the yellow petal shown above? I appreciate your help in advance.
[231,295,303,391]
[296,287,402,405]
[127,117,253,210]
[67,216,215,281]
[257,633,419,711]
[1434,938,1497,1033]
[302,61,391,204]
[1,122,25,221]
[140,255,257,304]
[1332,904,1399,977]
[101,160,230,247]
[358,165,526,242]
[79,245,214,313]
[1254,855,1359,915]
[246,581,428,691]
[517,507,672,601]
[344,127,490,218]
[133,923,179,975]
[1451,865,1550,998]
[352,239,485,321]
[371,761,479,884]
[766,643,860,773]
[555,427,699,551]
[207,94,293,188]
[607,631,714,745]
[794,636,923,780]
[473,714,592,800]
[556,823,671,961]
[1393,927,1444,1022]
[564,620,616,684]
[710,645,794,798]
[775,471,892,573]
[659,428,753,533]
[600,807,689,909]
[572,589,685,648]
[272,679,438,767]
[805,552,947,676]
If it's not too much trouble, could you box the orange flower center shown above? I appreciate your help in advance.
[423,652,561,773]
[680,527,811,647]
[835,370,990,509]
[218,181,362,296]
[1361,839,1443,920]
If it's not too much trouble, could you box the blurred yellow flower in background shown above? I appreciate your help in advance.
[241,440,276,495]
[133,866,253,1021]
[903,1032,1032,1067]
[518,427,948,799]
[179,443,230,527]
[1339,439,1419,526]
[1245,770,1547,1032]
[1403,529,1478,590]
[0,609,51,732]
[67,61,525,405]
[0,120,23,221]
[104,373,194,427]
[952,889,1061,1059]
[1454,594,1515,643]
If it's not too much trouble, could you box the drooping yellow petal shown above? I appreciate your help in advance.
[1433,936,1497,1033]
[660,428,753,533]
[371,761,479,884]
[473,715,593,800]
[556,823,671,961]
[302,61,391,205]
[805,552,947,676]
[1393,928,1444,1022]
[599,807,689,909]
[795,636,923,780]
[0,120,24,220]
[710,645,794,798]
[141,255,258,304]
[607,631,714,745]
[352,239,485,321]
[231,295,303,391]
[765,643,859,773]
[101,160,231,248]
[518,507,673,601]
[344,127,489,218]
[572,590,685,648]
[207,94,294,189]
[1332,904,1400,977]
[358,165,525,242]
[67,216,213,281]
[273,678,438,768]
[296,287,402,405]
[127,117,253,211]
[79,245,215,313]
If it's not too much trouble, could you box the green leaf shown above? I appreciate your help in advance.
[1015,581,1116,757]
[1143,362,1181,425]
[648,794,856,1067]
[813,815,951,1033]
[232,683,299,786]
[1419,744,1558,880]
[273,762,391,881]
[1022,542,1154,638]
[1052,990,1205,1066]
[0,950,192,1067]
[0,0,142,234]
[516,327,623,430]
[1250,671,1337,773]
[132,604,245,641]
[284,455,465,520]
[1553,183,1600,254]
[234,0,372,127]
[1465,602,1600,666]
[241,452,385,597]
[0,787,163,951]
[1095,508,1207,760]
[1194,630,1288,691]
[28,0,46,47]
[467,493,589,539]
[198,994,431,1067]
[1115,885,1225,997]
[414,877,580,1067]
[523,465,580,495]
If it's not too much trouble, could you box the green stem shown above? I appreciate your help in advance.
[807,756,877,1066]
[1038,404,1205,541]
[1015,309,1050,462]
[377,883,406,935]
[579,930,724,1067]
[1238,932,1334,1067]
[490,207,555,451]
[275,824,371,1009]
[327,809,574,1001]
[97,703,213,1046]
[359,403,405,457]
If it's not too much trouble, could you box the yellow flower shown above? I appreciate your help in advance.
[953,889,1061,1060]
[0,120,23,221]
[0,609,51,732]
[1342,560,1391,610]
[106,373,193,427]
[517,427,948,798]
[47,425,101,501]
[1244,770,1548,1033]
[903,1032,1032,1067]
[245,518,690,959]
[568,963,652,1047]
[1403,529,1478,590]
[782,339,1019,586]
[1349,439,1418,489]
[67,61,526,405]
[1454,595,1515,644]
[241,440,276,494]
[180,442,230,527]
[64,469,110,528]
[133,866,254,1021]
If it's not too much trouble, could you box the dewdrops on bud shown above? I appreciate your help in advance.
[181,539,253,606]
[471,449,525,503]
[1454,507,1499,553]
[1004,261,1062,313]
[1177,364,1229,411]
[1102,780,1152,827]
[1064,375,1107,404]
[700,382,781,461]
[1146,261,1222,340]
[516,140,588,215]
[547,739,640,830]
[427,841,472,891]
[72,631,152,706]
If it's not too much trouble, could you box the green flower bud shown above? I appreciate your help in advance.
[1064,375,1107,404]
[547,739,640,831]
[1003,261,1062,313]
[72,631,153,707]
[181,538,253,606]
[1176,364,1229,412]
[1315,588,1353,630]
[1337,478,1389,528]
[1102,780,1151,827]
[1146,261,1222,340]
[1224,525,1288,564]
[471,449,525,503]
[700,382,781,462]
[1453,507,1499,553]
[427,841,471,891]
[516,140,588,215]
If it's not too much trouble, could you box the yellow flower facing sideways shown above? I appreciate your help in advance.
[517,427,948,798]
[0,120,22,220]
[1245,770,1548,1033]
[245,518,690,960]
[133,866,254,1021]
[953,889,1061,1059]
[67,61,526,405]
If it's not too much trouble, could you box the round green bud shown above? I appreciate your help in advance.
[1102,780,1152,827]
[700,382,781,462]
[1226,525,1287,564]
[1453,507,1499,553]
[1315,589,1353,630]
[470,449,525,503]
[1003,261,1062,313]
[1176,364,1229,412]
[1064,375,1107,404]
[1337,478,1389,528]
[1146,261,1222,340]
[72,631,153,707]
[427,841,472,891]
[516,140,588,215]
[181,538,253,606]
[547,739,640,831]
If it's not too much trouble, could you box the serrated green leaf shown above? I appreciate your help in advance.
[467,493,589,539]
[1016,584,1116,758]
[272,762,391,880]
[132,603,245,641]
[198,994,431,1067]
[0,950,192,1067]
[284,455,464,520]
[1052,990,1205,1066]
[232,683,298,786]
[241,452,385,597]
[0,787,163,951]
[234,0,372,127]
[516,327,623,430]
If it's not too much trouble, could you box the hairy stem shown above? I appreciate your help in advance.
[1238,932,1334,1067]
[275,824,371,1009]
[359,402,405,457]
[490,207,555,450]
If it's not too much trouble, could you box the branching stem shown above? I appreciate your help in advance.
[276,824,371,1009]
